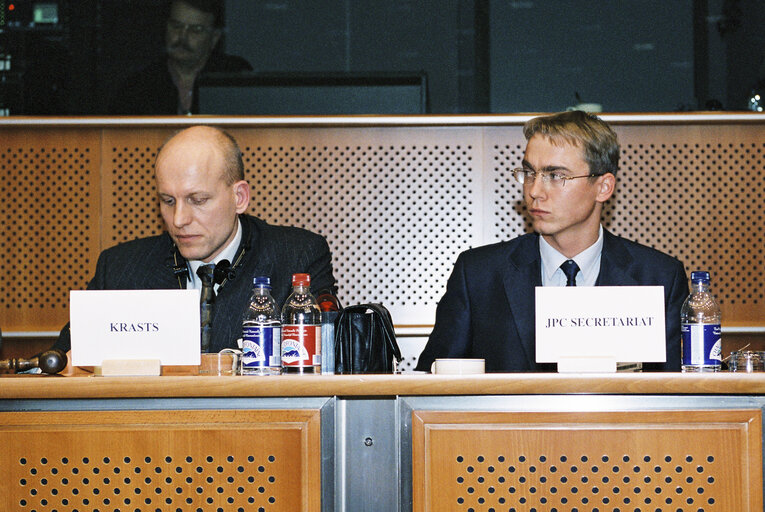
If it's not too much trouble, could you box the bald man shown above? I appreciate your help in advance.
[53,126,336,354]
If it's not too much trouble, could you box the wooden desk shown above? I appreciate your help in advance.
[1,373,763,511]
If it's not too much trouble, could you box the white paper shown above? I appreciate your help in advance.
[70,290,202,366]
[535,286,666,364]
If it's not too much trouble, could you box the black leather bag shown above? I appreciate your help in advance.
[334,303,402,374]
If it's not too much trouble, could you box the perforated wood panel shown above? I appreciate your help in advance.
[0,129,101,331]
[3,121,764,334]
[101,127,484,325]
[610,126,765,321]
[240,128,482,323]
[102,129,167,245]
[0,408,321,511]
[412,409,762,512]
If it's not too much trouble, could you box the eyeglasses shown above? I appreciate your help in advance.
[512,167,597,188]
[167,19,216,35]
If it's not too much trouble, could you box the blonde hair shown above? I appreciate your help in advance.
[523,110,619,176]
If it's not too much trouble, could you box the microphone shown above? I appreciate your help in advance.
[0,349,68,375]
[213,259,234,284]
[172,264,190,279]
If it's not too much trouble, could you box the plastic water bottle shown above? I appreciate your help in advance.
[241,276,281,375]
[281,273,322,374]
[681,271,722,372]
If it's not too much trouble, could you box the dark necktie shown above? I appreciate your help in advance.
[197,264,215,353]
[560,259,580,287]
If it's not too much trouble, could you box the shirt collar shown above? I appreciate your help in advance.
[187,219,242,289]
[539,225,603,286]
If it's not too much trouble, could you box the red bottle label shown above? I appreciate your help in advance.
[281,324,320,367]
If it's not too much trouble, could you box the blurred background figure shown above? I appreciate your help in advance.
[109,0,251,115]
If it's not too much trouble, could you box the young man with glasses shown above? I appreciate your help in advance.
[110,0,251,115]
[416,110,688,372]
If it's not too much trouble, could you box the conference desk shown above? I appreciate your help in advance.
[1,373,763,511]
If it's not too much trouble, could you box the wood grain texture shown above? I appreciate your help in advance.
[0,409,321,511]
[5,372,765,398]
[0,128,102,331]
[412,409,762,511]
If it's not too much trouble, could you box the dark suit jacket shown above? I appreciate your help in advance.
[54,214,336,354]
[109,53,252,115]
[416,230,688,372]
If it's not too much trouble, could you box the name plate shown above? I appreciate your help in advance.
[70,290,201,367]
[535,286,666,371]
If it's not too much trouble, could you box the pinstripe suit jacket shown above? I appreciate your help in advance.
[54,214,336,354]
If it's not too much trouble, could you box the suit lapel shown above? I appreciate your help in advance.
[498,230,636,369]
[502,234,542,369]
[596,230,639,286]
[158,240,187,289]
[232,215,273,290]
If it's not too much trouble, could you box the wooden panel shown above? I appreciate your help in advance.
[0,128,101,331]
[612,124,765,324]
[0,409,321,511]
[412,409,762,512]
[1,119,763,335]
[99,126,483,325]
[7,373,765,400]
[100,128,170,247]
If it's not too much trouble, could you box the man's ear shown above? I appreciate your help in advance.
[595,173,616,202]
[233,180,250,213]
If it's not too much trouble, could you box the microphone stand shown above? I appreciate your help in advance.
[0,349,68,375]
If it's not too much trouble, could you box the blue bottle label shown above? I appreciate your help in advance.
[681,323,722,366]
[242,324,281,368]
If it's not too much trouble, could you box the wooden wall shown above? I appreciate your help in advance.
[1,115,763,354]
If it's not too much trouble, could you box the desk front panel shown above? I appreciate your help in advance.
[0,408,322,512]
[4,377,765,511]
[412,409,762,512]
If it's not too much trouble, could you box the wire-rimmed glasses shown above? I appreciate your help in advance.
[511,167,596,188]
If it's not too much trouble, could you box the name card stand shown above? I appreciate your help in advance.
[99,359,162,377]
[536,286,667,374]
[557,356,617,373]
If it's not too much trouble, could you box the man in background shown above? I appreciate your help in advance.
[110,0,251,115]
[53,125,336,354]
[416,110,688,372]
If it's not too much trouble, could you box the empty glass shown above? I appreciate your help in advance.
[728,350,765,372]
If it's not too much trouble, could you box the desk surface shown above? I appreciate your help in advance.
[3,372,765,399]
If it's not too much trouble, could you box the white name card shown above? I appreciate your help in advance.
[535,286,666,371]
[70,290,202,367]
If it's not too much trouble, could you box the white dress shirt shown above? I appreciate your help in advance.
[186,219,242,293]
[539,225,603,287]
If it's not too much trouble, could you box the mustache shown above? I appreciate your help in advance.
[168,41,194,52]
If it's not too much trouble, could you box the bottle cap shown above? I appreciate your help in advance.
[292,273,310,287]
[690,271,711,284]
[317,290,340,312]
[253,276,271,288]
